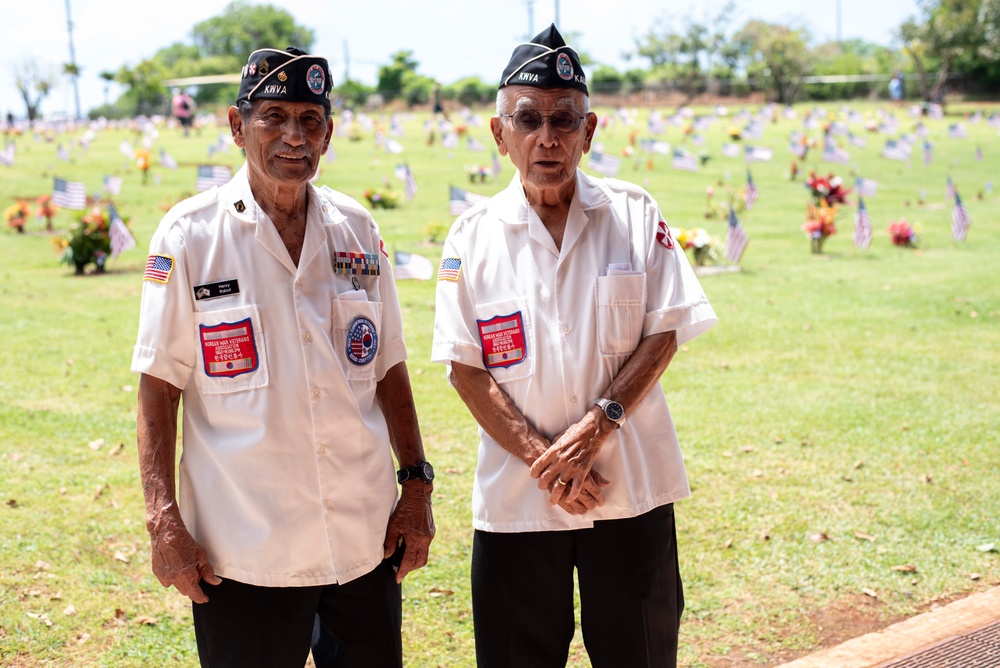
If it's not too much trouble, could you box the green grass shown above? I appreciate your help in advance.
[1,101,998,667]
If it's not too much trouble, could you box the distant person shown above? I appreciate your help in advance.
[432,82,448,121]
[171,88,196,136]
[5,111,13,128]
[889,72,904,105]
[133,46,434,667]
[432,24,717,668]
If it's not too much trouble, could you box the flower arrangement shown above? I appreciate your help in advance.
[803,172,851,253]
[888,220,918,248]
[675,227,721,266]
[135,148,151,184]
[36,194,58,231]
[5,199,31,233]
[363,188,398,210]
[805,172,851,205]
[465,165,489,183]
[54,202,130,274]
[803,201,838,253]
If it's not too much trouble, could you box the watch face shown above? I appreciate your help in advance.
[420,462,435,481]
[605,401,625,422]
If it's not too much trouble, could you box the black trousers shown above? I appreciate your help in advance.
[471,503,684,668]
[192,559,401,668]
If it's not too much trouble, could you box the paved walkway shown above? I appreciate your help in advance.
[776,587,1000,667]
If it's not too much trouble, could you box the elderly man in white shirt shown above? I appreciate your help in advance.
[432,25,717,668]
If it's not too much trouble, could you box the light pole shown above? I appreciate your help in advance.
[64,0,81,119]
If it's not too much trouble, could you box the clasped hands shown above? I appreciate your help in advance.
[528,409,612,515]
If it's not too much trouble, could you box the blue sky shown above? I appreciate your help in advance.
[1,0,920,118]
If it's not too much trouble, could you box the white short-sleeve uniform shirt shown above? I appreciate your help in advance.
[132,165,407,586]
[432,170,717,533]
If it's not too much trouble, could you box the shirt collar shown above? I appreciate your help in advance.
[497,168,613,225]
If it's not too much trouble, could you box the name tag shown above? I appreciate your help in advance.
[194,279,240,301]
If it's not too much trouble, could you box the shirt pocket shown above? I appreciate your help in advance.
[193,304,270,395]
[332,298,383,382]
[474,297,534,385]
[595,273,646,356]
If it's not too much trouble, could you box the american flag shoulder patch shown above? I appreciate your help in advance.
[144,255,174,283]
[438,257,462,281]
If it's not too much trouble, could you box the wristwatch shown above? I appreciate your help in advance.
[595,398,626,429]
[396,461,435,484]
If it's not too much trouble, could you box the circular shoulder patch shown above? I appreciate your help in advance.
[306,64,326,95]
[346,316,378,366]
[555,53,574,81]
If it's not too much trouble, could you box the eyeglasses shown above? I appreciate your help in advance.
[500,109,587,134]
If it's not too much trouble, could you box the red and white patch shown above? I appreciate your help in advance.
[199,318,259,378]
[656,221,675,249]
[477,312,527,369]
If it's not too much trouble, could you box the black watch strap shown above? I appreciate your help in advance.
[396,461,435,484]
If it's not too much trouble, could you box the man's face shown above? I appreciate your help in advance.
[230,100,333,187]
[491,87,597,196]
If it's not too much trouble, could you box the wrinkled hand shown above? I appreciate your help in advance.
[529,409,613,505]
[550,469,611,515]
[383,484,435,583]
[148,517,220,604]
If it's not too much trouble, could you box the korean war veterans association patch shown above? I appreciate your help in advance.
[347,316,378,365]
[199,318,259,378]
[335,251,380,276]
[438,257,462,281]
[143,255,174,283]
[477,312,527,368]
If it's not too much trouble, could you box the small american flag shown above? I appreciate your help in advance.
[143,255,174,283]
[952,192,970,242]
[395,164,418,201]
[104,175,122,195]
[437,257,462,281]
[975,145,983,162]
[108,203,136,259]
[0,144,14,166]
[722,142,741,158]
[449,185,487,216]
[467,136,485,152]
[822,136,850,165]
[587,151,621,177]
[325,144,338,163]
[854,197,872,250]
[744,145,773,163]
[744,170,759,209]
[847,132,867,149]
[159,149,178,170]
[948,123,967,139]
[52,178,86,210]
[57,144,71,161]
[671,148,699,172]
[855,177,878,198]
[725,206,748,264]
[922,141,933,166]
[491,152,502,178]
[881,140,911,162]
[196,165,232,191]
[946,175,956,200]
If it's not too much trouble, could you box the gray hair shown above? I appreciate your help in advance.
[495,86,590,117]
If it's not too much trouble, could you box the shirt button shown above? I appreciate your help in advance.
[317,445,327,455]
[563,325,571,334]
[570,395,578,403]
[294,279,303,288]
[324,500,334,510]
[312,388,320,398]
[303,331,313,343]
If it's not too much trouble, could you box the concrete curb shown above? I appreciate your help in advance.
[776,587,1000,668]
